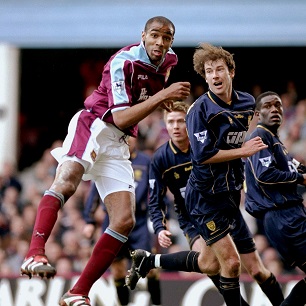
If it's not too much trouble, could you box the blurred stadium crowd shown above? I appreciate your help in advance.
[1,77,306,280]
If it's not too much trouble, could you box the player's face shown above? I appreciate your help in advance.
[204,59,234,101]
[142,21,174,66]
[257,95,283,127]
[165,111,188,144]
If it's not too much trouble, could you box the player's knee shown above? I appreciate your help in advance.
[199,257,220,274]
[51,183,76,201]
[111,213,135,235]
[251,270,270,283]
[244,261,270,283]
[225,257,241,276]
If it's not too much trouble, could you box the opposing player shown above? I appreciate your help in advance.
[148,101,199,251]
[20,16,190,306]
[244,91,306,306]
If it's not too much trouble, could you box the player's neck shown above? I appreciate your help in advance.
[172,139,189,152]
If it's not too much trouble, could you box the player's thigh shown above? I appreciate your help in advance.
[104,191,135,233]
[210,234,241,277]
[197,238,220,275]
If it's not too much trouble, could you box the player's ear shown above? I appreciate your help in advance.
[170,37,174,46]
[254,110,260,117]
[141,31,146,42]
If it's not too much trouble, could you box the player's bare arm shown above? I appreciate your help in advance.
[113,82,190,130]
[203,136,268,164]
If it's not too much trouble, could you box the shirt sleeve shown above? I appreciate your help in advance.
[248,132,303,186]
[186,107,219,164]
[148,155,168,235]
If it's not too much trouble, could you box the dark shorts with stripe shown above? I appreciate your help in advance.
[263,204,306,272]
[185,187,255,254]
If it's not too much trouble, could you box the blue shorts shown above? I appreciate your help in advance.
[263,204,306,272]
[185,187,255,253]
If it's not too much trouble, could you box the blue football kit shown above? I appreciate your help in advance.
[245,123,306,271]
[185,89,256,251]
[149,139,199,247]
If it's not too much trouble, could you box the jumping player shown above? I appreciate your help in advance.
[20,16,190,306]
[83,137,161,306]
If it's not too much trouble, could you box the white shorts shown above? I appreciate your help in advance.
[51,110,135,200]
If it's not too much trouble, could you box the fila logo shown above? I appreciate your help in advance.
[138,74,148,80]
[194,130,207,144]
[226,131,246,145]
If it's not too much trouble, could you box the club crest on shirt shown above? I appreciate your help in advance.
[112,81,124,94]
[90,150,97,162]
[206,220,216,232]
[194,130,207,144]
[134,169,142,181]
[259,156,271,167]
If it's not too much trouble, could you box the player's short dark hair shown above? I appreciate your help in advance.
[255,91,280,110]
[193,43,235,79]
[144,16,175,36]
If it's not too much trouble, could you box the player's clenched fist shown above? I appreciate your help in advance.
[162,82,191,102]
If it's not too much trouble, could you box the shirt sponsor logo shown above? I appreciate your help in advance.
[259,156,271,167]
[112,81,124,94]
[234,114,244,119]
[194,130,207,144]
[288,160,298,173]
[138,74,148,80]
[138,88,149,101]
[185,165,192,172]
[226,131,246,145]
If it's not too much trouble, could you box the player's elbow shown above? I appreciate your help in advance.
[112,111,131,130]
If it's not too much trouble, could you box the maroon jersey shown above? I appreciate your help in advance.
[84,41,178,136]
